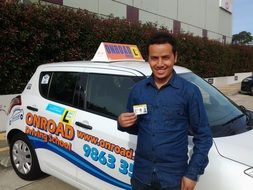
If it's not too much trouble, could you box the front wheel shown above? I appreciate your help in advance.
[250,86,253,96]
[9,133,44,180]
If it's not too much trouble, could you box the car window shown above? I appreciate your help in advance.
[72,73,87,110]
[86,74,143,119]
[40,72,52,97]
[39,72,87,109]
[180,72,249,137]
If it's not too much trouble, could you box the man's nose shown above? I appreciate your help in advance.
[157,57,163,65]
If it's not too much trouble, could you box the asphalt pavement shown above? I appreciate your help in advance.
[0,82,253,190]
[218,83,253,110]
[0,132,10,168]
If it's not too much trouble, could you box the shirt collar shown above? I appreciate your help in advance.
[146,70,180,89]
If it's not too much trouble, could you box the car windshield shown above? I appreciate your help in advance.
[180,72,250,138]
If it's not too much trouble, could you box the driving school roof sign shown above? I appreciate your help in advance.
[91,42,144,62]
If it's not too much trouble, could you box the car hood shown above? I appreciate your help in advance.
[214,129,253,167]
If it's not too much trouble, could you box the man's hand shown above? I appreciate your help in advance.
[118,112,137,128]
[181,177,197,190]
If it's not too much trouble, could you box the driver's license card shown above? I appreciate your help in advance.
[133,104,148,115]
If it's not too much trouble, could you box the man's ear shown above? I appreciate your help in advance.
[174,52,178,64]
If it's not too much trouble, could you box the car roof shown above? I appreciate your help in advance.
[37,61,192,76]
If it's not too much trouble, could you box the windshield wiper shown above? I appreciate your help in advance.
[222,114,245,126]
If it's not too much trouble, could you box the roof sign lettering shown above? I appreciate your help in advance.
[91,42,144,62]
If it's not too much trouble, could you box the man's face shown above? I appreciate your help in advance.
[148,43,177,84]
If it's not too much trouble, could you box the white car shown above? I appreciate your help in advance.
[6,43,253,190]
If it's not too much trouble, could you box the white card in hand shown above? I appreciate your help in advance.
[133,104,148,115]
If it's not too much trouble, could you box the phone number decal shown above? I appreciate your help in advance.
[83,144,133,177]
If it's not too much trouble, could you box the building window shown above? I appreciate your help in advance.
[173,20,181,34]
[202,29,208,38]
[222,35,226,44]
[127,5,139,23]
[42,0,63,5]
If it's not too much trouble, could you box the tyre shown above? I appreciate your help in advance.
[9,133,44,180]
[250,86,253,96]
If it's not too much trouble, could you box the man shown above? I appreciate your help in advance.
[118,32,213,190]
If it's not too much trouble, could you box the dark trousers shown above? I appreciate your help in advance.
[131,173,181,190]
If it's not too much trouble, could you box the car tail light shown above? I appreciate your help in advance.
[8,95,22,114]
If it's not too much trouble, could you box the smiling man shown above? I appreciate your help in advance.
[118,32,213,190]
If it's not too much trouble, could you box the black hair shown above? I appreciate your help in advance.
[146,32,177,56]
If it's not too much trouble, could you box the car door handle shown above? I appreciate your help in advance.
[27,106,38,112]
[75,121,92,130]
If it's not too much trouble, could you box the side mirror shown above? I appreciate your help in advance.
[239,105,253,126]
[239,105,247,113]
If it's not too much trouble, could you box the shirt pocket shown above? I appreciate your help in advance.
[161,105,187,123]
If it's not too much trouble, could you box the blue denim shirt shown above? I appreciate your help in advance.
[118,71,213,188]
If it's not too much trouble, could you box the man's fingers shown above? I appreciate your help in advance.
[121,114,136,122]
[121,112,136,117]
[120,117,137,127]
[122,118,137,127]
[118,112,137,127]
[181,177,196,190]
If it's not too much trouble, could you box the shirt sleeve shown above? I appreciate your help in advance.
[117,87,139,135]
[184,85,213,181]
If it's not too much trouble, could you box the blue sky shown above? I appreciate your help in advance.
[232,0,253,34]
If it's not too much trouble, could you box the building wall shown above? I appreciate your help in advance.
[64,0,99,13]
[44,0,232,43]
[218,8,232,43]
[178,0,206,29]
[205,0,220,33]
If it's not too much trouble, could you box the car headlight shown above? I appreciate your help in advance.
[243,78,253,82]
[244,167,253,178]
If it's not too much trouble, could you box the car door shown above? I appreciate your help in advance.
[74,68,143,190]
[28,70,84,183]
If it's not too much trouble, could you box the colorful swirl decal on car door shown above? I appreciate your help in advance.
[28,135,132,190]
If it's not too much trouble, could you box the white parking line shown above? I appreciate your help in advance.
[0,133,8,152]
[0,147,9,152]
[0,133,6,140]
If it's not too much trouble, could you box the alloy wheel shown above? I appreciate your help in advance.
[12,140,32,175]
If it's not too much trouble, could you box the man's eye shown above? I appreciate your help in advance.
[151,57,158,61]
[163,56,170,60]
